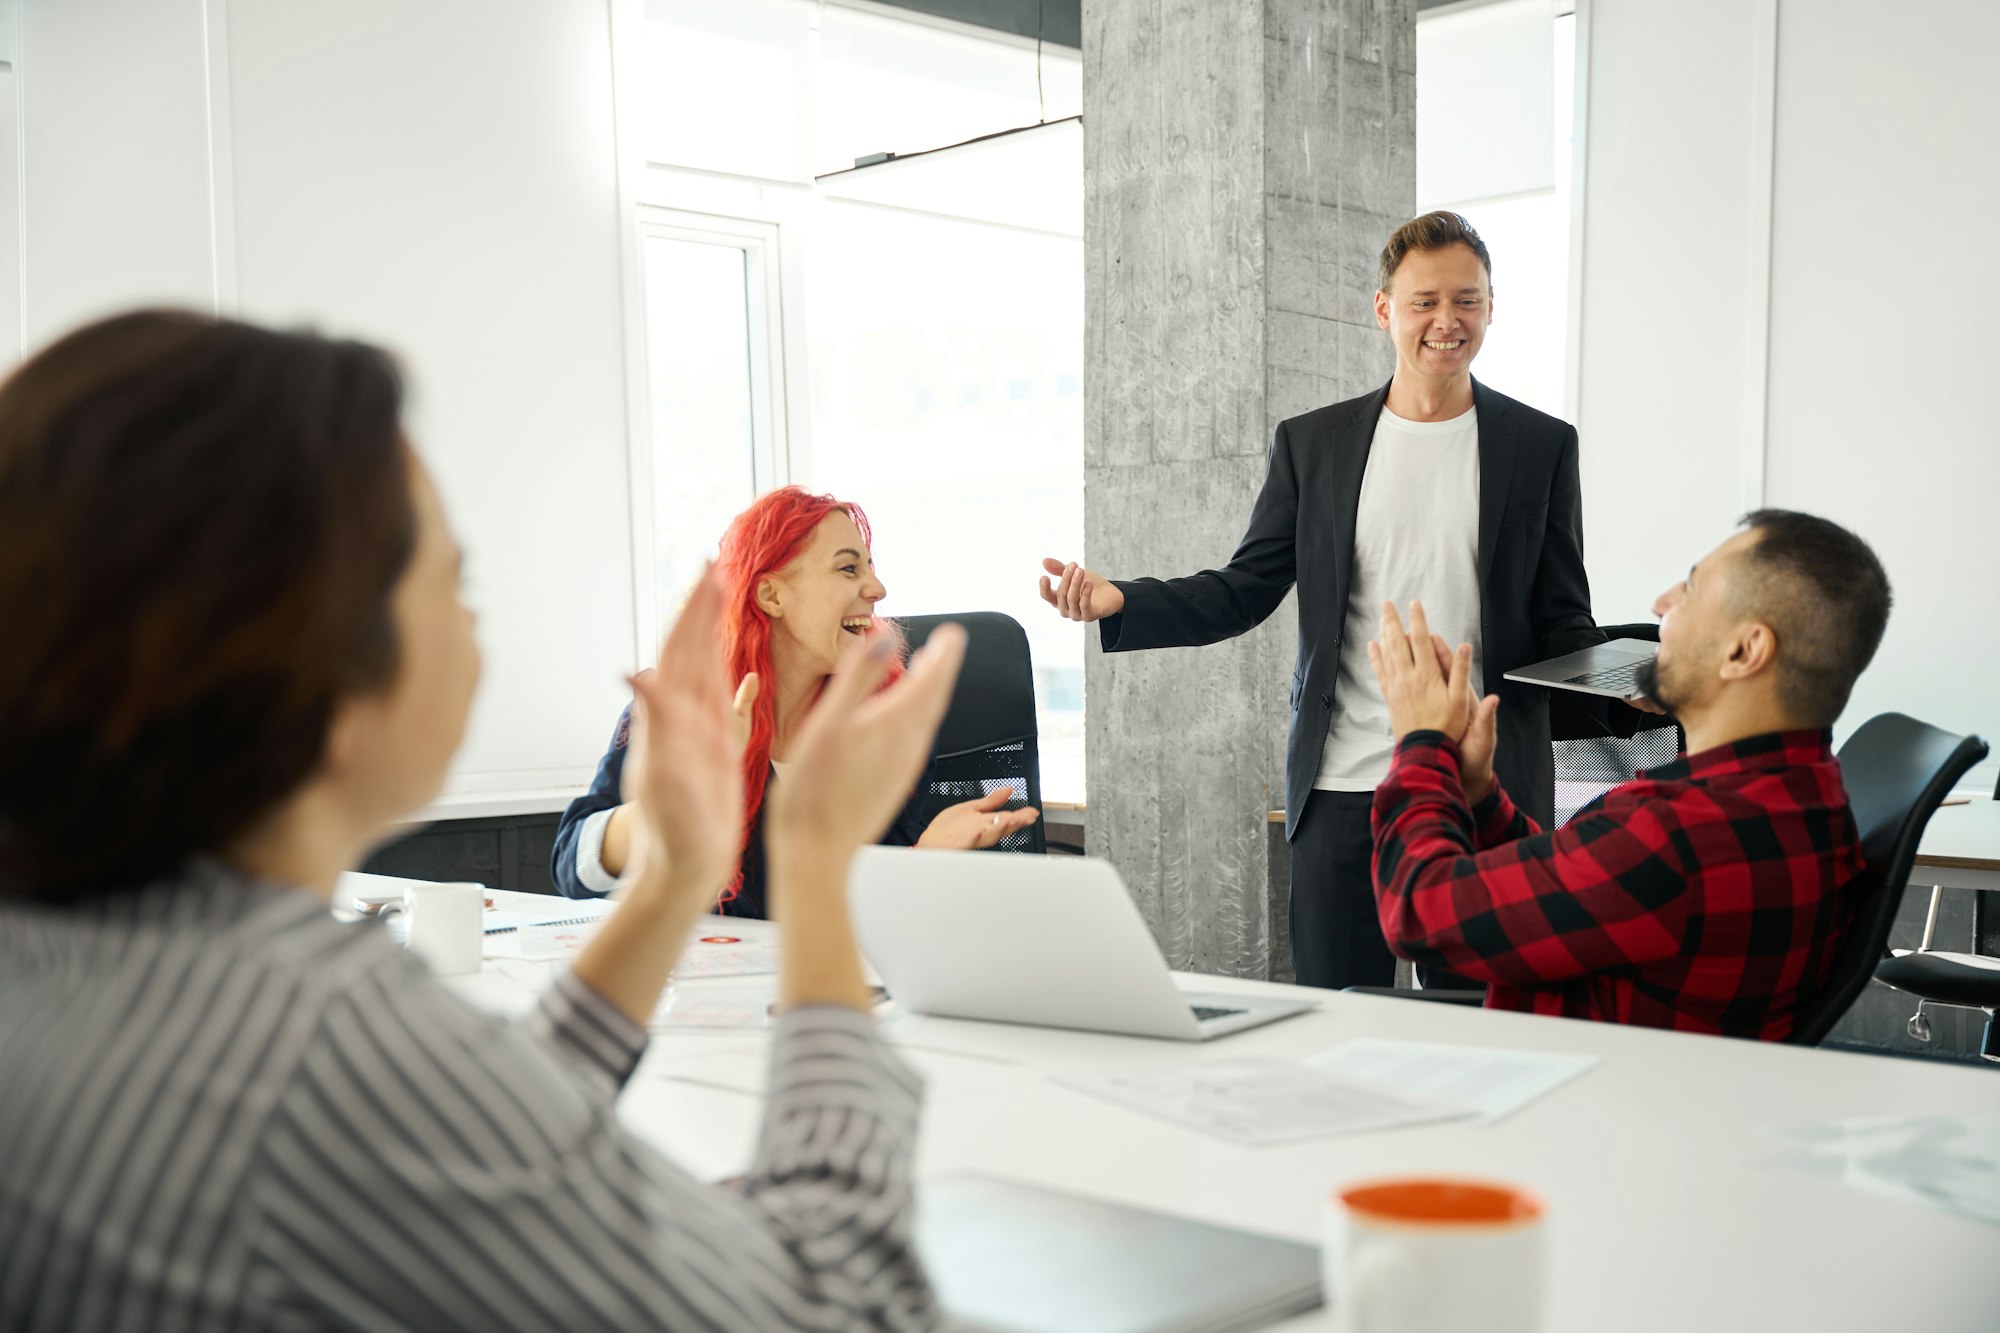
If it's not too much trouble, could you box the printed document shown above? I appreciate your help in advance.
[1309,1038,1597,1123]
[1057,1055,1470,1146]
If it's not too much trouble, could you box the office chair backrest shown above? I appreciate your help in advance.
[1788,713,1989,1046]
[1548,624,1685,826]
[899,611,1045,854]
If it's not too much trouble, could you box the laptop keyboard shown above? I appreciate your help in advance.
[1190,1005,1249,1022]
[1561,662,1646,693]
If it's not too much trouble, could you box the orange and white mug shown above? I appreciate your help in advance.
[1323,1177,1546,1333]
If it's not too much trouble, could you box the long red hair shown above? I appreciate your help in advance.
[714,486,902,901]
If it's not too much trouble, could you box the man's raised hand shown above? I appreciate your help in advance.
[1038,558,1125,623]
[1369,601,1500,800]
[1368,600,1474,742]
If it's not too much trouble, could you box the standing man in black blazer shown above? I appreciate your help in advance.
[1039,212,1604,990]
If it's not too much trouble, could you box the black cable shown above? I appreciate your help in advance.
[1036,0,1046,123]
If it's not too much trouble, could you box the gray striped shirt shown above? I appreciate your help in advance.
[0,861,937,1330]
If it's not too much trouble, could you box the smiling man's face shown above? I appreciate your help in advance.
[1374,242,1492,389]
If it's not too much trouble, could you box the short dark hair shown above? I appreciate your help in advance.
[0,309,416,901]
[1378,211,1493,293]
[1732,509,1893,726]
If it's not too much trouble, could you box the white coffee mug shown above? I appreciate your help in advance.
[1324,1177,1546,1333]
[403,881,484,977]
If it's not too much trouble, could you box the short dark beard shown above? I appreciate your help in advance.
[1633,656,1674,715]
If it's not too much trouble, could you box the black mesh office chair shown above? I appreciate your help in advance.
[899,611,1046,855]
[1864,754,2000,1060]
[1788,714,1988,1047]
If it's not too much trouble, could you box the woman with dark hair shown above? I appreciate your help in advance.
[0,309,956,1330]
[551,484,1041,908]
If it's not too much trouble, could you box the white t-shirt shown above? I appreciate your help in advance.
[1313,404,1484,791]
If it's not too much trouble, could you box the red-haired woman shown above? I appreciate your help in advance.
[552,485,1040,911]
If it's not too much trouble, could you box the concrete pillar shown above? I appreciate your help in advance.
[1083,0,1414,980]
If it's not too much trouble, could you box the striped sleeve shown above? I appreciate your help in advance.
[741,1008,933,1325]
[246,955,938,1332]
[527,965,647,1097]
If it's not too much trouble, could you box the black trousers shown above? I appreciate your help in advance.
[1288,788,1395,990]
[1289,787,1485,992]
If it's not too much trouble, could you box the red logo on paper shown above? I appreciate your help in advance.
[699,935,742,945]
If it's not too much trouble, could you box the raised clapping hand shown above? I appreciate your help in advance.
[765,621,967,1012]
[612,667,759,886]
[1368,600,1502,804]
[765,622,966,867]
[572,566,754,1024]
[578,585,970,1023]
[1038,557,1125,623]
[623,566,746,905]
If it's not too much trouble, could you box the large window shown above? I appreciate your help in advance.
[637,212,787,639]
[629,0,1086,798]
[805,199,1084,798]
[635,0,812,182]
[1417,2,1577,418]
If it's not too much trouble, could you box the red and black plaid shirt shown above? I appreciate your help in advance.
[1371,728,1865,1039]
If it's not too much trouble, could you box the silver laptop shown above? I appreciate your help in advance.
[849,847,1315,1041]
[1503,637,1657,699]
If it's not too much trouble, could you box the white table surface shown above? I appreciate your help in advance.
[451,890,2000,1333]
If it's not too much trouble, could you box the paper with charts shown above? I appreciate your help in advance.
[670,925,780,980]
[1057,1055,1471,1147]
[486,910,777,976]
[1308,1038,1597,1124]
[649,982,775,1032]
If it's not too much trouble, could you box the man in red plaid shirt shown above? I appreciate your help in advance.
[1368,510,1893,1039]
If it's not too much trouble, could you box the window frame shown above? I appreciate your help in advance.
[625,206,793,655]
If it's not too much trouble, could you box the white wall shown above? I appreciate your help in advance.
[1575,0,1998,787]
[224,0,635,794]
[1761,0,2000,788]
[19,0,219,343]
[13,0,638,799]
[1573,0,1774,628]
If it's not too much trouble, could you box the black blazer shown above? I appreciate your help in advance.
[1100,378,1602,835]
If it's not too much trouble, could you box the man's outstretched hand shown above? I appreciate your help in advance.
[1039,558,1125,623]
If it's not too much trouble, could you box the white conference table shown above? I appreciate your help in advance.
[453,890,2000,1333]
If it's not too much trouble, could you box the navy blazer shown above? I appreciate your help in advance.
[1100,378,1603,834]
[549,708,932,916]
